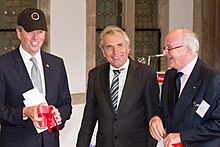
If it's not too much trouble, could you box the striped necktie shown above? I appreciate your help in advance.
[30,57,43,93]
[110,69,123,112]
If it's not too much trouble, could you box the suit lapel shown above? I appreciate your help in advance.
[100,64,114,112]
[41,52,54,102]
[167,71,176,118]
[13,49,33,90]
[117,60,138,112]
[171,59,203,130]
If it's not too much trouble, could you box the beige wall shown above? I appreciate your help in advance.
[169,0,193,31]
[50,0,86,94]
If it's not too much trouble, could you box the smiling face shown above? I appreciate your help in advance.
[101,34,130,68]
[16,27,45,56]
[163,37,186,70]
[163,28,199,71]
[163,29,192,70]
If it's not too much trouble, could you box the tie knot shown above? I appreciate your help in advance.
[176,72,184,80]
[30,57,37,64]
[113,69,123,75]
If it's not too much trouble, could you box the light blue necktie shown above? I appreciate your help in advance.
[30,57,43,93]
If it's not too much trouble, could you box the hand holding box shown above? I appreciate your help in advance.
[37,105,59,133]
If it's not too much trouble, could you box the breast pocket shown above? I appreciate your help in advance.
[185,101,204,128]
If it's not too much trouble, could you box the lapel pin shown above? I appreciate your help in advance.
[193,86,196,89]
[46,64,49,68]
[193,101,200,108]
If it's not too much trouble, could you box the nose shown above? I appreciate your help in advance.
[112,46,119,54]
[31,31,40,39]
[162,49,168,56]
[33,34,38,40]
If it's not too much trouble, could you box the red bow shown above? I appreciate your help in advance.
[37,105,59,133]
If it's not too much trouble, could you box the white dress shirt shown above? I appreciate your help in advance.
[19,46,46,95]
[178,56,198,96]
[110,59,130,109]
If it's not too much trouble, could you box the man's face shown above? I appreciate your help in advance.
[101,34,130,68]
[16,27,45,56]
[163,35,187,70]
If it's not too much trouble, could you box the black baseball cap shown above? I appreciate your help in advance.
[18,7,47,32]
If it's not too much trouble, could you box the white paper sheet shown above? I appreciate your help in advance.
[156,139,164,147]
[22,88,48,133]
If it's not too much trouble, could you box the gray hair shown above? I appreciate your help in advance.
[99,25,130,49]
[17,25,23,31]
[181,28,199,53]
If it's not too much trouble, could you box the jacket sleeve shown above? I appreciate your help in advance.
[0,63,25,126]
[56,59,72,129]
[76,70,97,147]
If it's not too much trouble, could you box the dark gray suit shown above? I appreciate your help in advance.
[158,58,220,147]
[0,48,72,147]
[77,59,159,147]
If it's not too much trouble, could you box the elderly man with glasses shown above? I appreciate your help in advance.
[149,28,220,147]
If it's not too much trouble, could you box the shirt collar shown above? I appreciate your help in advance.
[19,45,41,62]
[110,58,130,71]
[179,56,198,76]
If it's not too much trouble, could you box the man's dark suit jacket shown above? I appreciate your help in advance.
[158,58,220,147]
[77,59,159,147]
[0,48,72,147]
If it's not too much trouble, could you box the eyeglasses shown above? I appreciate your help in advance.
[161,45,183,53]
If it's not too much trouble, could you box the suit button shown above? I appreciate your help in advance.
[114,136,118,139]
[114,118,117,121]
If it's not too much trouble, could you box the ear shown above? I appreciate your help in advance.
[101,48,106,57]
[185,46,192,56]
[16,28,21,40]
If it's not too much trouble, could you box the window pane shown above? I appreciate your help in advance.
[135,0,160,70]
[96,0,123,65]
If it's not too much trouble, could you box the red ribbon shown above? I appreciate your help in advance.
[172,143,183,147]
[37,105,59,133]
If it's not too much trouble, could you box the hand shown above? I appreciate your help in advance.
[163,133,181,147]
[50,105,62,123]
[149,116,166,141]
[22,103,45,128]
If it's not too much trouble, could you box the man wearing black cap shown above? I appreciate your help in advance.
[0,7,72,147]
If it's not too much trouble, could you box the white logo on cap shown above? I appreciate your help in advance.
[31,12,40,21]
